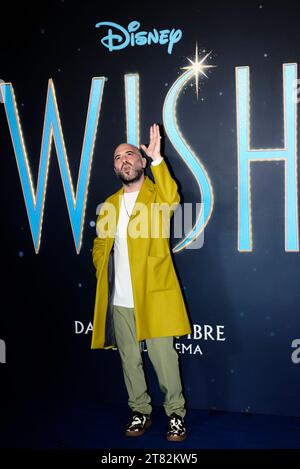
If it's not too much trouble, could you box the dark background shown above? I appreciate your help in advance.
[0,0,299,417]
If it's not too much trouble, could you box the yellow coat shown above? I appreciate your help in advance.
[91,159,192,349]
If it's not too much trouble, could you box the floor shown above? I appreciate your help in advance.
[1,399,300,464]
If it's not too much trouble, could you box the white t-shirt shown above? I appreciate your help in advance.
[112,157,164,307]
[113,190,139,307]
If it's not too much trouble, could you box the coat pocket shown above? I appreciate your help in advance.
[147,255,176,292]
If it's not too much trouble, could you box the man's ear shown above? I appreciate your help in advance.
[142,157,147,168]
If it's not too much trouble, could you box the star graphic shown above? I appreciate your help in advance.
[181,43,217,99]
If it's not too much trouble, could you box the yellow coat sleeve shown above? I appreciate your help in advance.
[150,158,180,215]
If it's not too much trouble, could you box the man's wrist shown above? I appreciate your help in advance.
[151,156,164,166]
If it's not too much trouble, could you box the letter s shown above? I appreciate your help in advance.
[163,69,214,252]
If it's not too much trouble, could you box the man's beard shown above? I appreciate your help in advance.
[116,166,144,185]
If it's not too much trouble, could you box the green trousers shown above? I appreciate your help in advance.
[112,305,186,418]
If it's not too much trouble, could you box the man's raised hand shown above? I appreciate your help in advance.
[141,124,162,161]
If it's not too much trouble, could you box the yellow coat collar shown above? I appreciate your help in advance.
[109,175,155,223]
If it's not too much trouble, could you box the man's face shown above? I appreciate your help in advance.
[113,144,146,185]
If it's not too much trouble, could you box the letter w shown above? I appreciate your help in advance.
[0,78,105,253]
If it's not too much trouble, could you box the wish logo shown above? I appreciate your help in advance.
[95,20,182,54]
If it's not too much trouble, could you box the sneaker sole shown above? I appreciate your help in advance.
[166,433,187,442]
[125,419,152,437]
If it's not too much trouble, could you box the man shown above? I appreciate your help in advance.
[91,124,191,441]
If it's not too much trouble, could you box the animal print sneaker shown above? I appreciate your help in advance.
[125,412,152,437]
[166,413,187,441]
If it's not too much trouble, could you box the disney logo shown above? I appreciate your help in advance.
[95,20,182,55]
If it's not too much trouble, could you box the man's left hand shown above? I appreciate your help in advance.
[141,124,162,161]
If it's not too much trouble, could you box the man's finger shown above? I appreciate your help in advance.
[150,125,154,142]
[155,123,160,141]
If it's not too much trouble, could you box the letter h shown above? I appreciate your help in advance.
[236,64,298,251]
